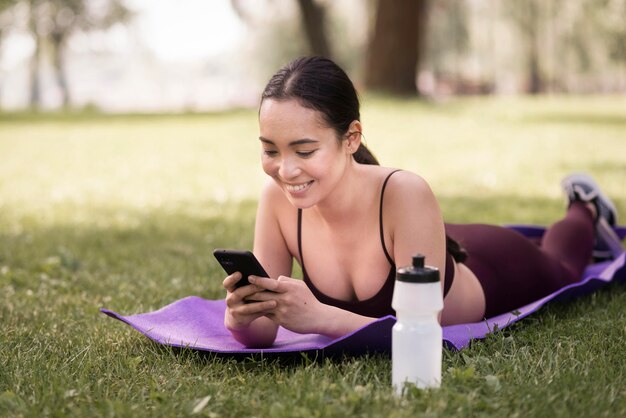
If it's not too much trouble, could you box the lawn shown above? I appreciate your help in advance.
[1,95,625,417]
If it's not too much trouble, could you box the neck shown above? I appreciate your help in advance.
[310,161,370,226]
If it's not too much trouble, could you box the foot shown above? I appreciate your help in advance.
[561,173,622,260]
[561,173,617,226]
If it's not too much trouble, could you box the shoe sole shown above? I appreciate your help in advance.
[561,173,618,225]
[595,217,625,259]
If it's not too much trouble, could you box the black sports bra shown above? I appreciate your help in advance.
[297,170,455,318]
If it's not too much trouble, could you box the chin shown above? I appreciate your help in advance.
[286,196,316,210]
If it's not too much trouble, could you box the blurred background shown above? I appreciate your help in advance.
[1,0,624,112]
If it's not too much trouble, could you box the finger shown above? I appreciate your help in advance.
[226,305,271,330]
[226,284,265,308]
[237,299,277,315]
[248,275,284,292]
[234,283,266,300]
[225,285,266,308]
[223,272,242,292]
[244,290,278,303]
[225,291,244,308]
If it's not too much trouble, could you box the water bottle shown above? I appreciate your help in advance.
[392,254,443,394]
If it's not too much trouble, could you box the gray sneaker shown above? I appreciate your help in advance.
[561,173,622,260]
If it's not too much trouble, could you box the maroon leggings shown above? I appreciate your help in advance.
[446,201,595,318]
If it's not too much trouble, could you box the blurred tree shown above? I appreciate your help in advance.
[504,0,544,94]
[569,0,626,83]
[42,0,131,107]
[425,0,470,94]
[231,0,332,59]
[0,0,16,41]
[365,0,428,95]
[0,0,19,101]
[0,0,132,108]
[27,0,41,107]
[296,0,332,58]
[600,0,626,66]
[505,0,625,93]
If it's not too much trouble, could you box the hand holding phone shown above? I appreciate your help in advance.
[213,249,270,289]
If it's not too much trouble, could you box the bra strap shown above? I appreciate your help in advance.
[380,170,402,265]
[297,208,308,278]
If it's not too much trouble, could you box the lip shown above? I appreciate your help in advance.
[283,180,314,195]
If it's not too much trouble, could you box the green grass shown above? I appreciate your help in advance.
[1,95,625,417]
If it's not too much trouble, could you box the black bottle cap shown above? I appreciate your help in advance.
[396,254,440,283]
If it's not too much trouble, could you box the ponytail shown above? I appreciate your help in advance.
[353,143,379,165]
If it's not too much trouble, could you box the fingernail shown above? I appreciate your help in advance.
[248,276,256,283]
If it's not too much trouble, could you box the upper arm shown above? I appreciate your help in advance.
[385,172,447,281]
[253,180,294,279]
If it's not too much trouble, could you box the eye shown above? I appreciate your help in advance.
[263,149,278,157]
[296,150,316,158]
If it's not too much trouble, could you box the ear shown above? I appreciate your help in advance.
[345,120,363,154]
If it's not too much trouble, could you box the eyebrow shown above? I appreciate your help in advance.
[259,137,319,146]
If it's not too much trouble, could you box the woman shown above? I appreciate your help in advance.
[222,56,620,348]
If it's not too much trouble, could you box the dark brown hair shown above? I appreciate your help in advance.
[261,56,378,165]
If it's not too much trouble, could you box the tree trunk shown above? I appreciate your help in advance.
[0,29,3,105]
[528,38,543,94]
[365,0,427,95]
[522,0,543,94]
[297,0,332,58]
[528,1,543,94]
[51,33,70,107]
[29,24,42,108]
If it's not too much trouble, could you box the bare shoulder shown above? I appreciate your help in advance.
[257,179,296,225]
[377,169,445,271]
[260,178,282,201]
[384,170,438,208]
[378,169,442,232]
[259,179,289,210]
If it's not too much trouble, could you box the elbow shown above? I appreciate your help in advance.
[235,332,277,349]
[227,319,278,348]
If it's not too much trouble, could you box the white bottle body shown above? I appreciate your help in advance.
[392,280,443,394]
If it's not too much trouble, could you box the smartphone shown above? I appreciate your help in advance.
[213,249,270,289]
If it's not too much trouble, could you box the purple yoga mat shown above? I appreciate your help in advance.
[101,225,626,355]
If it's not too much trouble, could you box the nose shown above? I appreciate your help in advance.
[278,155,302,180]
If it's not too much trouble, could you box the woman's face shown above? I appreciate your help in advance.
[258,99,352,209]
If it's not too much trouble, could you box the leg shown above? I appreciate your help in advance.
[446,173,620,318]
[540,201,594,278]
[446,219,588,318]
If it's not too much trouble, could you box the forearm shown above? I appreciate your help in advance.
[228,316,278,348]
[313,304,377,339]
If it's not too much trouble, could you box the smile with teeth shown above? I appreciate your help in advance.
[285,181,313,192]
